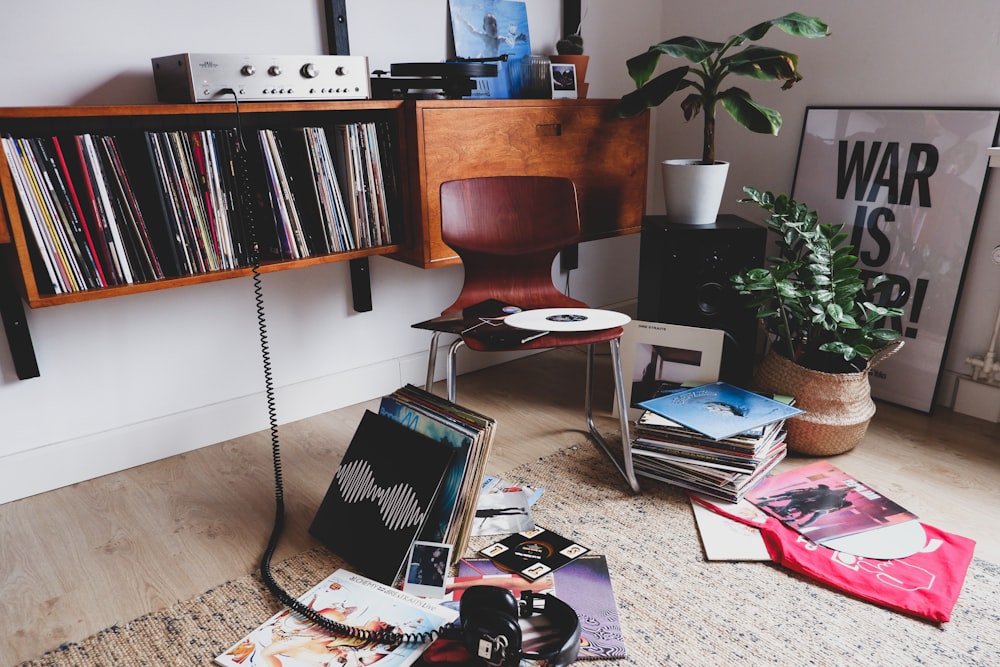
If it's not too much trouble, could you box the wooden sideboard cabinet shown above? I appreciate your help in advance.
[394,98,650,268]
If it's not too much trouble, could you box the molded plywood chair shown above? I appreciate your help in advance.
[420,176,639,492]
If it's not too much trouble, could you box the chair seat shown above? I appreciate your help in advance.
[461,326,624,352]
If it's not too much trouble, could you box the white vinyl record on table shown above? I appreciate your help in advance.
[504,308,631,332]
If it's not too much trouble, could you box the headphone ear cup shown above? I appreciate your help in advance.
[460,586,521,666]
[460,585,519,621]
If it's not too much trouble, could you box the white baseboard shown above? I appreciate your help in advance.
[0,359,406,505]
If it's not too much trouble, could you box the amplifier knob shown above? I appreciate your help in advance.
[300,63,319,78]
[335,66,348,76]
[241,65,255,76]
[268,65,282,76]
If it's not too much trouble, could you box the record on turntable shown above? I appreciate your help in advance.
[504,308,631,332]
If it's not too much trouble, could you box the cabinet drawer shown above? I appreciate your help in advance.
[405,100,649,266]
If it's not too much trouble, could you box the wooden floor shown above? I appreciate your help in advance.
[2,346,999,665]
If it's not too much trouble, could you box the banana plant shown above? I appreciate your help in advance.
[616,13,829,164]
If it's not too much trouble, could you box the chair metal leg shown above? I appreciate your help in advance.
[446,338,466,403]
[586,339,641,493]
[424,331,443,392]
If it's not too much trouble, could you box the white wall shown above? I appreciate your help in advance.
[4,1,998,503]
[0,0,662,503]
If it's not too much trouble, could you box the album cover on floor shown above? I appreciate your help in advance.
[479,527,589,581]
[456,555,627,660]
[744,459,925,559]
[378,393,475,545]
[309,410,455,586]
[215,568,457,667]
[638,381,803,441]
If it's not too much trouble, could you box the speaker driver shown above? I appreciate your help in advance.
[695,281,725,315]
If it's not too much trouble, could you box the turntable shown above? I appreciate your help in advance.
[370,58,501,100]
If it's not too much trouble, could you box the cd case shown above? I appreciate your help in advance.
[479,527,589,581]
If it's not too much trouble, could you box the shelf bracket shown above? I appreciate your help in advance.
[0,250,39,379]
[323,0,351,55]
[349,257,373,312]
[323,2,372,314]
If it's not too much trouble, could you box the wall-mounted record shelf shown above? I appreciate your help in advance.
[0,100,408,378]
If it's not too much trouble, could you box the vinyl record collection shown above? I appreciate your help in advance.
[309,383,497,586]
[630,383,799,503]
[0,120,400,294]
[376,383,498,561]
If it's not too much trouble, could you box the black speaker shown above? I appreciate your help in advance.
[637,215,767,387]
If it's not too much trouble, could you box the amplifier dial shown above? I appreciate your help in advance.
[240,65,255,76]
[301,63,319,78]
[268,65,282,76]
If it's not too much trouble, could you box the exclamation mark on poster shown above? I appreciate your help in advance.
[905,278,929,338]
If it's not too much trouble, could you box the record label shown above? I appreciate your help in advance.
[504,308,631,332]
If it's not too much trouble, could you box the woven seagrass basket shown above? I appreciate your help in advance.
[751,340,903,456]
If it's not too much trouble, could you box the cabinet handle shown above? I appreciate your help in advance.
[536,123,562,137]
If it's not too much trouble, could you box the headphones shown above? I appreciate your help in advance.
[458,585,581,667]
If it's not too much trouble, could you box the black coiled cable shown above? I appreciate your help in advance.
[225,90,447,646]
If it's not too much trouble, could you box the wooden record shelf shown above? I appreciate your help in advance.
[0,100,408,378]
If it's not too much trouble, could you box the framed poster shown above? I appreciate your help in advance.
[792,107,1000,412]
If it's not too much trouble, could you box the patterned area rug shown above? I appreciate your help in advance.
[19,443,1000,666]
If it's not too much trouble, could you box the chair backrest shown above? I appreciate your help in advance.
[439,176,590,315]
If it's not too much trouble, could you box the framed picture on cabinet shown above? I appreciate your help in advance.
[791,106,1000,412]
[550,63,577,99]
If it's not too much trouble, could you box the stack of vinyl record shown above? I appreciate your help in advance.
[630,382,802,503]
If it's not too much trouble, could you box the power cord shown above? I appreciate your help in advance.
[223,89,448,646]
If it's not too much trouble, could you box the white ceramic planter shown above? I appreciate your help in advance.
[660,159,730,225]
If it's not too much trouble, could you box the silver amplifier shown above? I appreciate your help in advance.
[151,53,371,103]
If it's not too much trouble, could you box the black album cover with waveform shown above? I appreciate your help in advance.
[309,410,455,586]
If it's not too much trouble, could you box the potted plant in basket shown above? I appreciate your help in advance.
[615,12,829,225]
[730,186,905,456]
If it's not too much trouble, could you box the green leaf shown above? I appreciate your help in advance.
[738,13,830,44]
[770,12,831,39]
[869,328,901,341]
[724,46,800,83]
[833,255,858,270]
[745,267,772,281]
[624,49,663,87]
[837,313,861,329]
[755,306,780,318]
[719,88,782,134]
[615,65,690,117]
[649,36,726,65]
